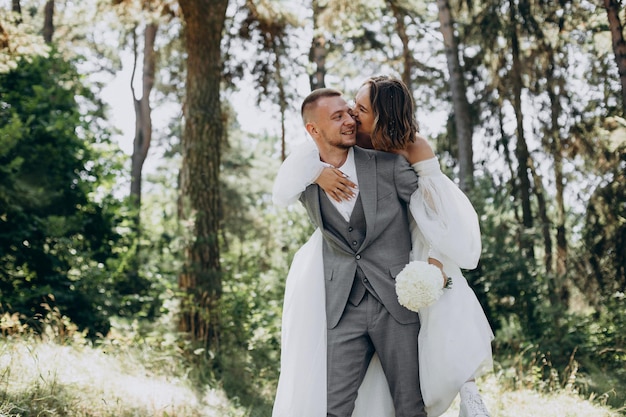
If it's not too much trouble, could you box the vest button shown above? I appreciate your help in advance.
[348,227,354,232]
[352,241,358,246]
[355,254,361,260]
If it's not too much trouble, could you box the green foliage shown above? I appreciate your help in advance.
[465,173,626,411]
[216,127,289,414]
[575,294,626,409]
[493,300,626,411]
[465,175,544,336]
[230,0,302,103]
[580,144,626,299]
[201,118,317,414]
[0,50,129,336]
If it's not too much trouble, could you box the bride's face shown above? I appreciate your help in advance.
[353,84,376,137]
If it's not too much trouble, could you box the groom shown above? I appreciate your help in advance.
[299,87,426,417]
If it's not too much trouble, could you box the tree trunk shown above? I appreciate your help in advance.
[604,0,626,114]
[43,0,54,44]
[436,0,474,191]
[12,0,21,24]
[308,0,326,91]
[178,0,228,351]
[554,147,567,277]
[130,22,158,216]
[509,0,534,260]
[388,0,413,91]
[529,160,552,274]
[547,54,569,304]
[271,35,287,161]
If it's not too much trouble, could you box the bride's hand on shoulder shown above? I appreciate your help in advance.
[315,167,357,202]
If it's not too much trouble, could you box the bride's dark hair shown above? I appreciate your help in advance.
[365,75,418,152]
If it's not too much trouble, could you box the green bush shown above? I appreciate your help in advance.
[0,50,129,336]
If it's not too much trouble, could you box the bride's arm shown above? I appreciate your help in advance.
[272,140,357,207]
[409,156,482,270]
[396,133,481,270]
[272,141,323,207]
[395,135,450,282]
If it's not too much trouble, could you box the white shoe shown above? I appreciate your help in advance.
[459,382,490,417]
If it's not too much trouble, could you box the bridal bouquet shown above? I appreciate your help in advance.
[395,261,451,312]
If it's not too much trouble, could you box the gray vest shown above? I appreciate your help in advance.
[319,194,378,305]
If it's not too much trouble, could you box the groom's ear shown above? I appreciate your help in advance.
[305,122,318,137]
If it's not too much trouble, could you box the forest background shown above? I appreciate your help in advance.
[1,0,625,416]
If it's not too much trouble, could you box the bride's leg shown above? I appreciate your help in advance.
[418,274,494,417]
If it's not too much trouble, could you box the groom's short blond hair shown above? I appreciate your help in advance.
[301,88,343,124]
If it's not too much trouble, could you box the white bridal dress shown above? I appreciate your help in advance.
[272,141,494,417]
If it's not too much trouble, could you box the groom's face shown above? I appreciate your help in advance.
[307,96,356,150]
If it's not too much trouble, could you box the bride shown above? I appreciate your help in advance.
[272,76,494,417]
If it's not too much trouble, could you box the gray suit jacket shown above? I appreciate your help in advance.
[300,146,420,329]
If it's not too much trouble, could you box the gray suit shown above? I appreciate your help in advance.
[300,146,426,417]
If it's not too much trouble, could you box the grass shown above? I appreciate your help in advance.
[1,336,623,417]
[0,309,623,417]
[440,374,623,417]
[0,336,245,417]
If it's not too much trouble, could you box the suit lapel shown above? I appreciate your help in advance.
[304,185,323,227]
[304,185,352,253]
[304,147,378,253]
[354,147,377,249]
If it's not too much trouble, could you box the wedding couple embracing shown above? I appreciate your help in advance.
[271,76,494,417]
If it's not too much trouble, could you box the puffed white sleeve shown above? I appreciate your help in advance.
[409,157,482,270]
[272,140,326,207]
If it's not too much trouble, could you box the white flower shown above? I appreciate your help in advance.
[395,261,447,312]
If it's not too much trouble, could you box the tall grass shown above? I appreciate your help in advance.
[0,310,245,417]
[1,308,623,417]
[439,374,623,417]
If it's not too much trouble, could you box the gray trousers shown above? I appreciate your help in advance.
[326,293,426,417]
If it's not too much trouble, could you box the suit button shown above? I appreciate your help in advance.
[348,227,354,232]
[363,278,369,283]
[356,254,361,260]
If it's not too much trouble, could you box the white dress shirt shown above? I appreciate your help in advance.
[323,147,359,222]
